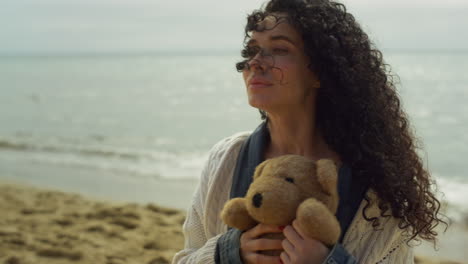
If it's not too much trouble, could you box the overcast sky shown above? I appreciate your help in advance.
[1,0,467,54]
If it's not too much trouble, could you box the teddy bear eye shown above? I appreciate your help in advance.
[285,177,294,183]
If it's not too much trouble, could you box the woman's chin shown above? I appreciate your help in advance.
[248,101,271,112]
[248,96,275,111]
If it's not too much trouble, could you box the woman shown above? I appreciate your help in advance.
[173,0,445,263]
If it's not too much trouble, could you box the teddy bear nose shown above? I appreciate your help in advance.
[252,193,263,208]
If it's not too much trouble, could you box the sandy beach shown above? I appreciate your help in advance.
[0,181,465,264]
[0,181,185,264]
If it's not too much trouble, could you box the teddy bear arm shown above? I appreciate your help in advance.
[220,198,257,231]
[296,197,341,246]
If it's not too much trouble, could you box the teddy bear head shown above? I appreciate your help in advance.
[244,155,339,226]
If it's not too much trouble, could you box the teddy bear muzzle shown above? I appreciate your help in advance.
[246,189,301,225]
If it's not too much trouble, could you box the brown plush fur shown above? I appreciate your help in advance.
[220,155,341,250]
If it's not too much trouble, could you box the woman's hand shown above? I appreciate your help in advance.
[280,220,330,264]
[240,223,283,264]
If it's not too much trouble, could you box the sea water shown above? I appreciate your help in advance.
[0,51,467,216]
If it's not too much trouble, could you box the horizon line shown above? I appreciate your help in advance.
[1,48,468,57]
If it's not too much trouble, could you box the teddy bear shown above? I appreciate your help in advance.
[220,155,341,253]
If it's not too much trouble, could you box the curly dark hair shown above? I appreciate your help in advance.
[236,0,447,244]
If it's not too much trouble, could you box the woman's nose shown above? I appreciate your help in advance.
[247,57,263,72]
[248,57,272,73]
[247,51,272,72]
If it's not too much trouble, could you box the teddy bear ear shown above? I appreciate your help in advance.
[253,161,268,180]
[315,159,338,196]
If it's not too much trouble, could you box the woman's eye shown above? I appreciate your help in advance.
[273,48,288,55]
[285,177,294,183]
[242,46,260,58]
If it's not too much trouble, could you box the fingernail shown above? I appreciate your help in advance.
[279,226,285,231]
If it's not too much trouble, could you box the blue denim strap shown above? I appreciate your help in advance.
[229,121,269,199]
[322,243,358,264]
[215,228,243,264]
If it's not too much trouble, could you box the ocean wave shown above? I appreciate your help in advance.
[3,136,466,217]
[0,136,160,161]
[436,177,468,224]
[0,136,209,180]
[0,139,30,151]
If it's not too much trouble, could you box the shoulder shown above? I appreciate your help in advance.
[205,131,251,168]
[210,131,251,156]
[343,189,414,263]
[187,131,251,214]
[199,131,251,187]
[195,131,252,235]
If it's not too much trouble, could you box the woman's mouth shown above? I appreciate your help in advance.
[248,78,273,90]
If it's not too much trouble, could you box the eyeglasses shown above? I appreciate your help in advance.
[236,46,285,72]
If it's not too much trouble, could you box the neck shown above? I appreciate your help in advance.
[265,111,340,164]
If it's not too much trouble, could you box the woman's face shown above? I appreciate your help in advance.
[242,15,320,115]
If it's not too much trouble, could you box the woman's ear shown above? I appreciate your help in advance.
[311,72,321,89]
[306,66,321,89]
[314,79,320,89]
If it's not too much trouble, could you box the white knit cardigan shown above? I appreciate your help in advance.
[172,132,415,264]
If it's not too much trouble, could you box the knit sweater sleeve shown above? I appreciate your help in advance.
[342,190,415,264]
[172,132,250,264]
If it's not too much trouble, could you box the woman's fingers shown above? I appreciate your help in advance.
[244,223,282,239]
[280,251,291,264]
[281,238,294,253]
[239,223,284,264]
[244,238,283,251]
[291,220,307,239]
[283,225,303,246]
[243,253,281,264]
